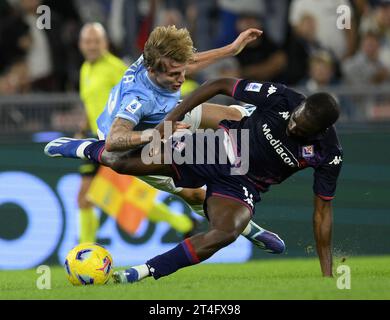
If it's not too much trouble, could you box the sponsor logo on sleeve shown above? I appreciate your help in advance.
[329,156,342,165]
[125,99,142,114]
[267,84,277,97]
[244,82,263,92]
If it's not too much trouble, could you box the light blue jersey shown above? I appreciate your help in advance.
[96,55,181,137]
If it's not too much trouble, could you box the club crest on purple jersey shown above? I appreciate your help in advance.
[302,145,315,158]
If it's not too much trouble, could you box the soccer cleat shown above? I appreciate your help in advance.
[112,268,140,284]
[251,228,286,254]
[44,137,97,159]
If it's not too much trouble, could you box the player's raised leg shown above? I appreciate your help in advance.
[113,195,252,283]
[44,137,98,159]
[45,138,285,254]
[44,137,171,177]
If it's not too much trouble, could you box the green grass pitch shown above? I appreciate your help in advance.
[1,256,389,300]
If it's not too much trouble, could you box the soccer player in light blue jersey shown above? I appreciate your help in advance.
[45,26,285,253]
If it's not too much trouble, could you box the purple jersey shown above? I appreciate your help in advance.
[226,79,343,200]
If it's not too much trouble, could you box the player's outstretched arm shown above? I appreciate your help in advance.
[313,195,334,277]
[186,28,262,75]
[156,78,237,136]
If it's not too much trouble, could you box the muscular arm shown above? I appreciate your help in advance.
[313,195,333,277]
[186,28,262,75]
[105,118,153,152]
[157,78,238,135]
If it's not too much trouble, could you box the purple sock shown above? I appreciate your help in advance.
[146,239,200,280]
[84,140,106,163]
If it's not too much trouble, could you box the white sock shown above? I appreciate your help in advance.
[132,264,151,280]
[242,220,265,237]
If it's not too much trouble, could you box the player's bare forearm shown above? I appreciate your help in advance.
[186,28,262,75]
[186,47,234,75]
[313,195,334,277]
[106,118,152,152]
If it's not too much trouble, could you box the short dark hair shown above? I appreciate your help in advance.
[305,92,340,130]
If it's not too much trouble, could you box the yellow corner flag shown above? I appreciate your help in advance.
[86,167,193,235]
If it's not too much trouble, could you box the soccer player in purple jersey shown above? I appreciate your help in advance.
[74,77,342,282]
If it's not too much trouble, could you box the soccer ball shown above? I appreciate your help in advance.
[64,243,113,285]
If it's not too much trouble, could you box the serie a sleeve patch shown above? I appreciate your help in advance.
[125,99,142,114]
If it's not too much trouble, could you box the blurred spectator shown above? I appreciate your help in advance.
[155,6,185,29]
[214,0,291,48]
[42,0,83,90]
[261,0,291,47]
[106,0,141,60]
[0,61,30,94]
[200,57,240,105]
[234,13,287,82]
[21,0,53,88]
[72,0,110,24]
[0,0,71,92]
[351,0,370,27]
[191,0,219,52]
[0,0,30,93]
[303,51,337,91]
[343,31,389,84]
[215,0,264,47]
[289,0,358,60]
[134,0,159,56]
[107,0,125,53]
[302,50,357,119]
[360,0,390,69]
[284,13,323,85]
[10,0,68,92]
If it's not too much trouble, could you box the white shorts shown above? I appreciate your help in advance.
[96,104,249,195]
[182,104,203,133]
[138,175,183,194]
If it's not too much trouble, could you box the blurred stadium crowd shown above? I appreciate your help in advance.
[0,0,389,128]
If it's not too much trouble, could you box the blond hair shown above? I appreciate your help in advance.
[143,25,195,72]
